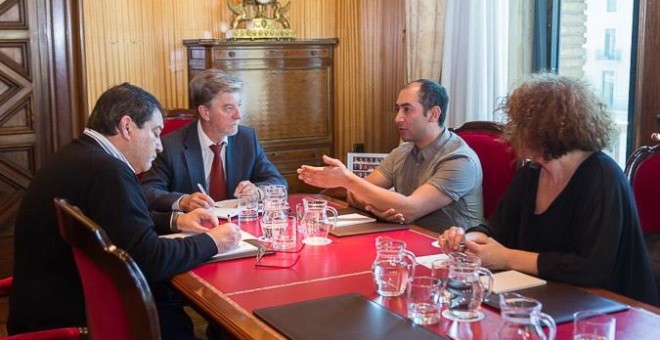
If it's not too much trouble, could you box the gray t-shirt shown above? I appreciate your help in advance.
[377,128,484,232]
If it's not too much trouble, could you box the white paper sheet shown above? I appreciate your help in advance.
[161,230,258,259]
[211,199,240,219]
[492,270,547,294]
[335,213,376,228]
[415,254,450,269]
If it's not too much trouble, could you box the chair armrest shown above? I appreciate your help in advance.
[0,276,13,296]
[4,327,86,340]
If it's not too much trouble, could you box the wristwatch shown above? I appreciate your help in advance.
[170,211,184,233]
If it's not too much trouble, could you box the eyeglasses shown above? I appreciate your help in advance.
[255,243,305,269]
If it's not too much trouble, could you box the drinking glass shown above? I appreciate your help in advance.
[270,215,297,250]
[237,192,259,221]
[407,276,442,325]
[431,258,452,304]
[237,214,259,233]
[573,311,615,340]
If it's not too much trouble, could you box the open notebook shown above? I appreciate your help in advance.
[161,230,260,262]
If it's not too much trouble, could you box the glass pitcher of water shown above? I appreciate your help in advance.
[372,237,416,297]
[260,185,288,241]
[296,197,337,246]
[445,253,493,321]
[497,292,556,340]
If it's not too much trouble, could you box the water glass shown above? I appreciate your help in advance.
[407,276,442,325]
[573,311,615,340]
[260,220,274,243]
[431,258,452,303]
[263,184,287,205]
[238,192,259,221]
[271,215,297,250]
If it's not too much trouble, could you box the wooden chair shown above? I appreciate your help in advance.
[162,108,196,136]
[1,276,86,339]
[625,143,660,298]
[54,198,161,340]
[452,121,518,220]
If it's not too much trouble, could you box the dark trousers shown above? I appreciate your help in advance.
[151,282,196,340]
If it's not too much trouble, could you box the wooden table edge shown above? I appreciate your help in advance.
[171,271,285,340]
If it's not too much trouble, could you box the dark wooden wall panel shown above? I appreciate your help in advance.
[0,0,86,278]
[634,0,660,147]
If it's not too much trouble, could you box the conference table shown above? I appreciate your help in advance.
[170,194,660,339]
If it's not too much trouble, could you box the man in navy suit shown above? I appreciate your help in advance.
[141,69,286,213]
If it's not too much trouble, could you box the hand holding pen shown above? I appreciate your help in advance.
[178,183,216,211]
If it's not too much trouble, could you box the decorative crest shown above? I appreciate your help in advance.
[226,0,295,40]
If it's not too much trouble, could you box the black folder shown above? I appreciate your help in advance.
[253,293,447,340]
[484,281,629,324]
[330,221,411,237]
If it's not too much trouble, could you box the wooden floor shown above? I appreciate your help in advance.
[0,297,209,339]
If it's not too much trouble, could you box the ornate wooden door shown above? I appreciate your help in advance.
[0,0,86,277]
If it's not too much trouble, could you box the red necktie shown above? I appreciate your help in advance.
[209,143,227,201]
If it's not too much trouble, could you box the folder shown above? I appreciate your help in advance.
[254,293,447,340]
[484,281,629,324]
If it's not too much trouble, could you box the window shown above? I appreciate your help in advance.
[556,0,633,167]
[601,71,615,108]
[604,28,616,60]
[607,0,617,12]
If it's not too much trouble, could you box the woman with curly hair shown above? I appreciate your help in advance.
[441,73,658,305]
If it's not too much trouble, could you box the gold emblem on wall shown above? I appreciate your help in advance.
[227,0,295,40]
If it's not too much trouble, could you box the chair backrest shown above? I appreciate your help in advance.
[452,121,518,220]
[625,144,660,233]
[162,108,196,135]
[54,198,161,340]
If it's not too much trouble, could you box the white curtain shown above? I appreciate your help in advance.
[508,0,534,98]
[441,0,510,128]
[404,0,446,82]
[404,0,533,127]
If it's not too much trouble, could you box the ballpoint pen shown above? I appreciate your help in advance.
[197,183,216,209]
[197,183,208,196]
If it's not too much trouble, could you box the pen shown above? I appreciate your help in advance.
[197,183,208,196]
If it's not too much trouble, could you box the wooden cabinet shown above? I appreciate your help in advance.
[183,39,338,193]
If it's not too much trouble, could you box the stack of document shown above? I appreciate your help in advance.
[491,270,547,294]
[210,199,240,219]
[335,213,376,228]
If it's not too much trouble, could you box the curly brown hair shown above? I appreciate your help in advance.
[501,73,615,160]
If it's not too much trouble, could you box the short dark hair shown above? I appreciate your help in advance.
[410,79,449,126]
[189,69,243,108]
[86,83,163,135]
[501,73,615,160]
